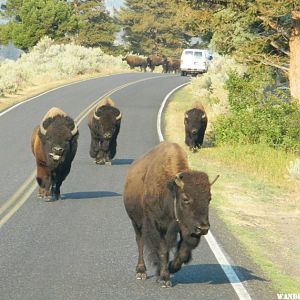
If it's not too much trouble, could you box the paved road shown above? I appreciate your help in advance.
[0,73,274,299]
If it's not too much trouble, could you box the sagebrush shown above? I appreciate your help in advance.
[0,36,128,96]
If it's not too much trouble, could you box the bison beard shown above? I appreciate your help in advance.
[31,108,78,201]
[123,141,216,288]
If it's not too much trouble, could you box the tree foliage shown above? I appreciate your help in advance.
[1,0,79,51]
[183,1,300,74]
[71,0,119,52]
[117,0,196,56]
[0,0,119,54]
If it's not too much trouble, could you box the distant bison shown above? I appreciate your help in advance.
[147,55,165,72]
[165,58,181,73]
[122,55,147,72]
[184,102,208,152]
[31,107,79,201]
[124,141,218,287]
[88,98,122,165]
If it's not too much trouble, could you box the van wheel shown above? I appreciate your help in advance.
[181,71,186,76]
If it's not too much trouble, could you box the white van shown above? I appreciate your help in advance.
[180,49,212,76]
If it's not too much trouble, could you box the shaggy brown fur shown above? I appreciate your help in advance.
[40,107,67,124]
[122,55,147,72]
[87,98,115,127]
[184,102,208,151]
[192,101,205,112]
[123,141,213,287]
[147,55,165,72]
[31,108,78,200]
[87,97,121,164]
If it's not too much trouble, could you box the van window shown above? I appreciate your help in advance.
[184,51,193,56]
[194,51,203,59]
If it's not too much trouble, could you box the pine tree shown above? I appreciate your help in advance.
[0,0,79,51]
[72,0,119,52]
[117,0,192,56]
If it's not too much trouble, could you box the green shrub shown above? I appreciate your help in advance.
[214,72,300,152]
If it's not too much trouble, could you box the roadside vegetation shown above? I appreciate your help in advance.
[0,37,129,111]
[163,55,300,292]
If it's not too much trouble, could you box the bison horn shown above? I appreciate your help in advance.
[116,112,122,121]
[174,173,184,189]
[93,110,100,120]
[202,114,206,119]
[71,123,78,136]
[184,113,188,119]
[210,175,220,186]
[39,121,47,135]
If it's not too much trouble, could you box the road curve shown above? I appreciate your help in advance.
[0,73,273,299]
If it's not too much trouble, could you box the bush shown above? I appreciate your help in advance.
[0,36,128,95]
[190,54,246,122]
[214,72,300,152]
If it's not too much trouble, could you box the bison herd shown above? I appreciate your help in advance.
[122,54,181,73]
[31,95,216,288]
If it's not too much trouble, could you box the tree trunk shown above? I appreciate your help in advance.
[289,11,300,104]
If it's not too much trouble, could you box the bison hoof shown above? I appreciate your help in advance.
[136,272,147,280]
[45,196,55,202]
[105,161,112,166]
[160,280,172,288]
[95,159,105,165]
[168,261,181,274]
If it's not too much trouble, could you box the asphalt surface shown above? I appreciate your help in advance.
[0,73,275,299]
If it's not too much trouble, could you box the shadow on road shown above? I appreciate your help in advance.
[112,158,134,165]
[171,264,267,286]
[62,191,122,200]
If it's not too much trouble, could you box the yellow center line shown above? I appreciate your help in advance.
[0,75,169,229]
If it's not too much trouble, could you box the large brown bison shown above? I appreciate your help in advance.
[123,141,218,287]
[147,55,166,72]
[122,55,147,72]
[88,98,122,165]
[31,107,79,201]
[184,102,208,152]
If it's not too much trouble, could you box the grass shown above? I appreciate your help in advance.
[164,84,300,292]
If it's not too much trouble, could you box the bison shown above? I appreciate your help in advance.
[88,98,122,165]
[147,55,166,72]
[123,141,218,287]
[165,58,181,73]
[122,55,147,72]
[31,107,79,201]
[184,102,208,152]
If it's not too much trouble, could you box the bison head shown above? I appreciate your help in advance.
[184,108,207,150]
[39,116,78,168]
[168,171,219,237]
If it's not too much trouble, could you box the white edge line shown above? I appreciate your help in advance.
[157,82,252,300]
[0,72,126,117]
